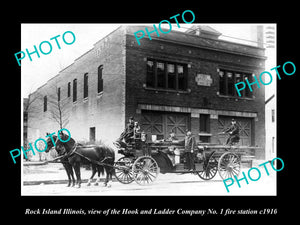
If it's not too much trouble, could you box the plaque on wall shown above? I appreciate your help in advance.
[195,73,213,86]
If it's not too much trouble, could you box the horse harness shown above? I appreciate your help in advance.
[63,141,114,168]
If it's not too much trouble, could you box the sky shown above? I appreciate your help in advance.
[21,23,275,98]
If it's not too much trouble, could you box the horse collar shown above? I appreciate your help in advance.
[68,141,78,156]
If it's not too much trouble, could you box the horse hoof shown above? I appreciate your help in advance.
[87,183,91,186]
[94,182,99,186]
[106,181,112,188]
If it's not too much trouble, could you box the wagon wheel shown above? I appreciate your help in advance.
[132,156,159,185]
[197,153,218,180]
[218,152,241,180]
[114,157,134,184]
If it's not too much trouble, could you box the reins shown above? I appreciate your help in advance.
[73,151,114,167]
[54,139,114,168]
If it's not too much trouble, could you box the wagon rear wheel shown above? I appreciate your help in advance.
[132,156,159,185]
[197,153,218,180]
[114,157,134,184]
[218,152,241,180]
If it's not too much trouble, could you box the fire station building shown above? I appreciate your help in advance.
[27,25,266,159]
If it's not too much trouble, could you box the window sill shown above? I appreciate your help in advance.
[83,97,88,102]
[143,85,191,94]
[217,93,254,100]
[198,133,212,136]
[97,91,103,98]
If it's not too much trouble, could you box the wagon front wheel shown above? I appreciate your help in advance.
[114,157,134,184]
[218,152,241,180]
[132,156,159,185]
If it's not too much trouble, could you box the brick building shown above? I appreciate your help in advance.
[27,25,266,160]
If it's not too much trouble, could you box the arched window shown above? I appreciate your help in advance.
[73,79,77,102]
[83,73,88,98]
[43,96,47,112]
[98,65,103,93]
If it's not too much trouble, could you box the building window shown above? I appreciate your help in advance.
[244,73,253,98]
[90,127,96,143]
[177,65,187,90]
[200,114,210,133]
[43,96,47,112]
[146,60,155,87]
[83,73,88,98]
[219,69,252,98]
[219,70,225,95]
[167,64,176,89]
[57,87,61,102]
[146,59,188,91]
[67,82,71,97]
[98,65,103,93]
[157,62,165,88]
[73,79,77,102]
[227,72,234,96]
[271,109,275,122]
[199,114,210,143]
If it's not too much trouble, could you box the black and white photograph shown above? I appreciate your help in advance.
[4,5,298,220]
[20,23,278,196]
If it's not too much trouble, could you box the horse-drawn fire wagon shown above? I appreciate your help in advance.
[113,135,258,185]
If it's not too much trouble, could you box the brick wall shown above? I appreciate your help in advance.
[26,25,266,161]
[27,26,126,154]
[125,27,265,158]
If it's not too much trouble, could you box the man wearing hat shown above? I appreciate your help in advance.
[183,130,196,171]
[115,116,135,147]
[222,118,240,145]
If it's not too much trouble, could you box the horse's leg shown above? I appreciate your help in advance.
[69,164,76,187]
[94,166,101,186]
[73,162,81,188]
[87,164,97,186]
[107,163,114,187]
[65,162,75,187]
[102,166,108,187]
[104,166,113,188]
[62,162,71,187]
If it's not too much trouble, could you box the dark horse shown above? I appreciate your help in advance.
[45,133,115,188]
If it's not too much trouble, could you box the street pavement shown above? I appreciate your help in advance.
[22,162,277,196]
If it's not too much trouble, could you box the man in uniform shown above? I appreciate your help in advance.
[183,130,196,171]
[167,131,178,142]
[222,118,240,145]
[115,116,135,147]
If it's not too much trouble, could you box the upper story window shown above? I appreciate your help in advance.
[73,79,77,102]
[83,73,88,98]
[67,82,71,97]
[146,59,188,91]
[43,96,47,112]
[219,69,253,98]
[57,87,61,102]
[98,65,103,93]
